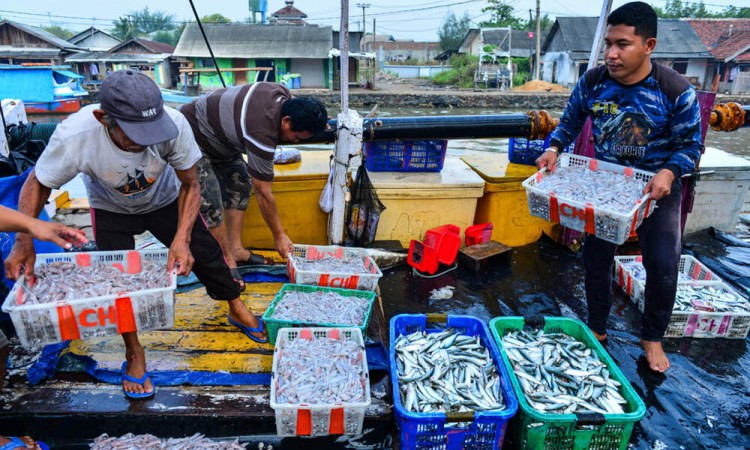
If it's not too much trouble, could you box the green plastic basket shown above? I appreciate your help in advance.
[262,284,376,345]
[489,317,646,450]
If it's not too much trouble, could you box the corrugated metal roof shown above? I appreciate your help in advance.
[68,27,120,46]
[173,23,332,59]
[2,20,83,51]
[65,51,170,63]
[544,17,711,59]
[0,46,61,58]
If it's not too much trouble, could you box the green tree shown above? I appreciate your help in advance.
[152,21,187,47]
[131,7,175,34]
[42,24,74,40]
[527,14,553,32]
[718,6,750,18]
[111,17,142,40]
[201,13,232,24]
[438,11,472,52]
[480,0,525,29]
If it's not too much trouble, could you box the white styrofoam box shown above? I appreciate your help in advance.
[522,154,655,245]
[685,147,750,234]
[287,244,383,291]
[270,327,370,436]
[2,249,176,347]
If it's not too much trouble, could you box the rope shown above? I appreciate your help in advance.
[412,262,458,279]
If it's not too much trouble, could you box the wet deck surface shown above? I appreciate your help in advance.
[2,236,750,449]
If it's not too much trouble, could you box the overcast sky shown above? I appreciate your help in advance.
[1,0,738,42]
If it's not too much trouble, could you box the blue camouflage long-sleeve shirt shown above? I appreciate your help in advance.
[548,62,703,178]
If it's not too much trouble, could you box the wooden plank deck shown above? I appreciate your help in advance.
[0,251,393,448]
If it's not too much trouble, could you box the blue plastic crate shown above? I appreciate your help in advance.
[390,314,518,450]
[508,137,574,165]
[363,140,447,172]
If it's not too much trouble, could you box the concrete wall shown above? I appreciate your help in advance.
[290,59,325,88]
[382,65,451,79]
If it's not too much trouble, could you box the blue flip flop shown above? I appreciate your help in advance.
[0,437,49,450]
[227,315,269,344]
[120,361,155,400]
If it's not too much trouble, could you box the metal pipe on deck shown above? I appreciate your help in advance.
[302,110,558,144]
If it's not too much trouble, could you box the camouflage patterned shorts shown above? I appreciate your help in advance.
[197,155,252,228]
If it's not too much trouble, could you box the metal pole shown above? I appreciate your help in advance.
[188,0,226,88]
[588,0,614,70]
[535,0,541,80]
[528,9,533,76]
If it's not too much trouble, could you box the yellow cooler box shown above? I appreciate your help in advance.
[242,151,330,249]
[462,153,556,247]
[369,157,485,247]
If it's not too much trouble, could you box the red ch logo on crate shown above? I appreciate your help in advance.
[560,203,585,220]
[319,274,359,289]
[56,297,138,341]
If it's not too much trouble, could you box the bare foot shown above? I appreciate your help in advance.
[227,299,268,341]
[123,351,153,396]
[591,330,608,342]
[641,339,670,372]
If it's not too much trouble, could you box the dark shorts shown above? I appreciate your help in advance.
[197,155,252,228]
[90,200,241,301]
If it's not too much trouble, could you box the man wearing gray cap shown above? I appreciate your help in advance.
[5,70,268,400]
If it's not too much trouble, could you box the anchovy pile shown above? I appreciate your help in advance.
[275,336,366,404]
[90,433,247,449]
[533,166,647,214]
[674,284,750,313]
[394,329,506,414]
[620,260,692,282]
[19,259,169,305]
[271,290,370,326]
[294,256,368,274]
[502,329,627,415]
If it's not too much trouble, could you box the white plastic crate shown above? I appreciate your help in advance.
[270,327,371,436]
[287,244,383,291]
[666,281,750,339]
[522,154,655,245]
[1,249,176,347]
[614,255,722,310]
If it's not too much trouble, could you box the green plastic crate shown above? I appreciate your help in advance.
[262,284,376,345]
[489,317,646,450]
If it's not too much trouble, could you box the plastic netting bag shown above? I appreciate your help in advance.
[346,163,385,247]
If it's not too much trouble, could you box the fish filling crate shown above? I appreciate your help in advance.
[362,140,448,172]
[489,316,646,450]
[287,244,383,291]
[1,249,176,348]
[390,313,518,450]
[614,255,750,338]
[614,254,721,309]
[522,154,655,245]
[270,327,371,436]
[261,283,376,345]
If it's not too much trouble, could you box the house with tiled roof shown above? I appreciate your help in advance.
[687,19,750,94]
[270,0,308,25]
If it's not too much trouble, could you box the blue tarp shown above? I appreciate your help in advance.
[53,69,83,79]
[0,67,53,102]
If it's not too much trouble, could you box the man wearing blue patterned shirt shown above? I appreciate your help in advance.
[537,2,703,372]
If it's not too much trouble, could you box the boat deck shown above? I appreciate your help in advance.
[0,252,393,448]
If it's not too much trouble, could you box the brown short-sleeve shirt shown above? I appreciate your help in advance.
[179,82,290,182]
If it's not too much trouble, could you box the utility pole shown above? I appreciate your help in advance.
[528,9,533,76]
[357,3,370,43]
[535,0,541,80]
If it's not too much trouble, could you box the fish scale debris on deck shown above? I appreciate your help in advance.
[394,328,506,414]
[501,329,628,415]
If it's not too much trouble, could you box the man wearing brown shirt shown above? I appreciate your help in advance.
[179,82,327,288]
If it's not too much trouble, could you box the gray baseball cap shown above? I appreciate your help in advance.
[100,69,178,146]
